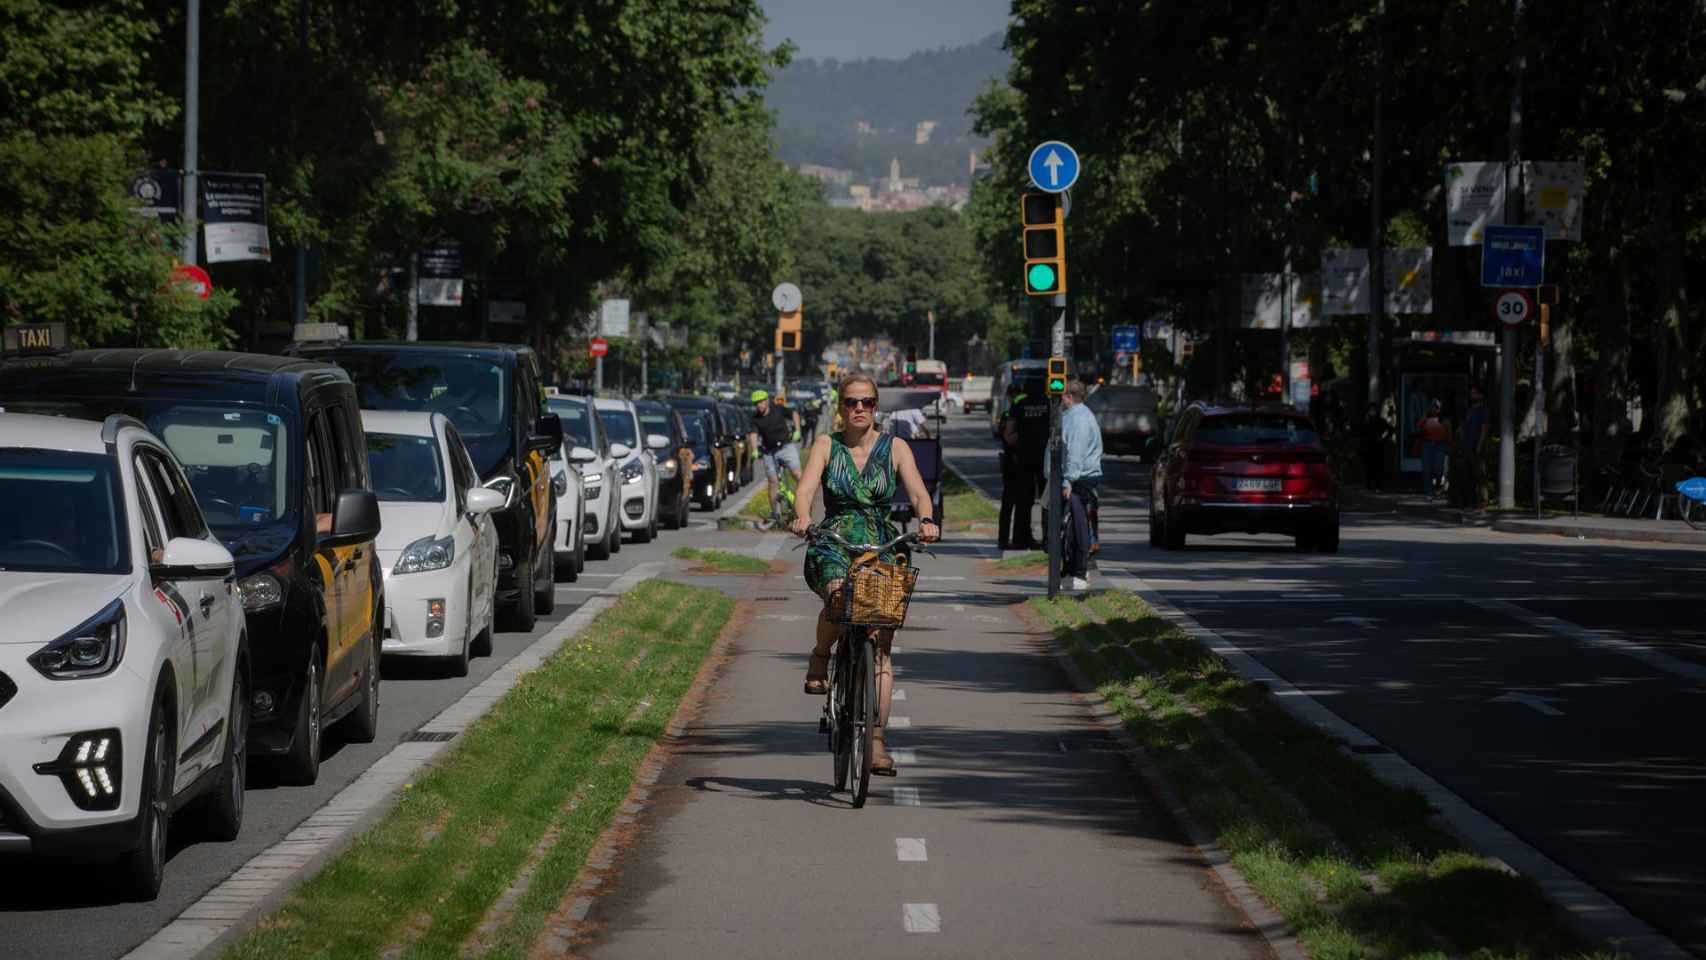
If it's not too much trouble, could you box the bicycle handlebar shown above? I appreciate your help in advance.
[797,525,933,557]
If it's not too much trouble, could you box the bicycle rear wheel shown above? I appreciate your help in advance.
[830,632,852,792]
[848,634,876,808]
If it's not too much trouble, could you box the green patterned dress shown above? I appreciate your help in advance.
[806,433,899,601]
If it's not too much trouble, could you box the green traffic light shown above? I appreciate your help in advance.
[1049,378,1065,391]
[1027,263,1057,292]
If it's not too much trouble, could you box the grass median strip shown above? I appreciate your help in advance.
[672,546,770,574]
[1034,590,1617,960]
[941,469,998,532]
[225,580,736,960]
[993,550,1046,570]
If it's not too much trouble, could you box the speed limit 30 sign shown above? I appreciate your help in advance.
[1493,289,1535,327]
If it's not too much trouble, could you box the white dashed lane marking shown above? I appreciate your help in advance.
[902,902,941,933]
[891,688,907,701]
[895,838,928,862]
[891,786,920,806]
[890,748,917,765]
[887,716,912,728]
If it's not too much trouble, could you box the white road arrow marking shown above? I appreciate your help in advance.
[1044,149,1065,187]
[1490,692,1564,716]
[1326,616,1382,629]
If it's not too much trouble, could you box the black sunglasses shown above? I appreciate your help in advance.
[841,396,878,410]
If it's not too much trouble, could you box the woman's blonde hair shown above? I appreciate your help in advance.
[837,372,879,401]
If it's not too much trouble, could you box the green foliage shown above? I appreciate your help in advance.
[0,0,175,138]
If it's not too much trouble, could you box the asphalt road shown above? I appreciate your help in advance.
[0,475,762,960]
[939,413,1706,956]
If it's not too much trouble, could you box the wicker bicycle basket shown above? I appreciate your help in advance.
[834,557,920,628]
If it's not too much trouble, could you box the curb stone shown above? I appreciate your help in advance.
[1492,516,1706,546]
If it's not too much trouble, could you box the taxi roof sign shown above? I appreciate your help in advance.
[2,322,69,356]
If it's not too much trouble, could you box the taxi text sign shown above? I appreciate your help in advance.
[1480,225,1544,288]
[3,322,68,353]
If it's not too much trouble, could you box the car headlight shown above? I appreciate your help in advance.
[581,470,602,497]
[29,599,126,680]
[552,470,569,498]
[484,475,516,509]
[659,457,679,480]
[395,535,455,575]
[237,572,286,612]
[620,460,644,485]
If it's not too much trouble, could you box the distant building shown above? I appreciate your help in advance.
[915,120,938,145]
[799,163,854,186]
[969,149,992,179]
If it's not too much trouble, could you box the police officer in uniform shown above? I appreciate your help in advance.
[998,377,1049,550]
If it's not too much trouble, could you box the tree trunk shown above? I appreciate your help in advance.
[1590,251,1633,466]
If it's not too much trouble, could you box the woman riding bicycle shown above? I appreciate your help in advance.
[791,373,939,775]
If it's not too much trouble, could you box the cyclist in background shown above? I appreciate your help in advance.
[791,373,938,775]
[749,389,802,521]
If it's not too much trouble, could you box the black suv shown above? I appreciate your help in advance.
[0,350,385,786]
[289,342,563,631]
[667,397,737,503]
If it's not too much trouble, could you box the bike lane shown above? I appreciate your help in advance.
[576,538,1271,959]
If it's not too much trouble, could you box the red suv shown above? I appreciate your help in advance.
[1150,403,1339,552]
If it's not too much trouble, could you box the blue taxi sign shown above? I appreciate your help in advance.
[1027,141,1081,194]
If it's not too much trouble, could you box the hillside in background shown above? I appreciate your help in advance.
[765,33,1008,187]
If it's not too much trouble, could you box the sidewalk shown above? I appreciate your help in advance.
[573,533,1271,959]
[1491,512,1706,546]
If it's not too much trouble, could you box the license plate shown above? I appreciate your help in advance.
[1232,478,1282,492]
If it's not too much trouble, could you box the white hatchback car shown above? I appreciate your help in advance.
[362,412,503,678]
[0,412,247,900]
[594,398,661,543]
[547,394,621,560]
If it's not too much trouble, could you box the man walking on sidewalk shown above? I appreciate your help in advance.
[1049,379,1103,590]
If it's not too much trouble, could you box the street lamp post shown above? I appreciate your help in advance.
[182,0,200,265]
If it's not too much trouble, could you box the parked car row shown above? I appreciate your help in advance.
[0,339,759,900]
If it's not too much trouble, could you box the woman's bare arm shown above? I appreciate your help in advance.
[790,433,834,535]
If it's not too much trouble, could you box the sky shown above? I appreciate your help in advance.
[760,0,1009,62]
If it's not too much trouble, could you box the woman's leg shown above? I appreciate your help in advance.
[870,628,896,773]
[804,581,840,694]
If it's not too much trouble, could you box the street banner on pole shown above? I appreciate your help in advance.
[599,299,631,338]
[1322,248,1434,315]
[131,169,181,227]
[1111,325,1139,352]
[1241,273,1320,329]
[486,300,526,326]
[1523,160,1584,241]
[201,173,271,263]
[1444,161,1506,246]
[416,245,464,306]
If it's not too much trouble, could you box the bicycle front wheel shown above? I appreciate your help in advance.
[1684,497,1706,531]
[831,632,852,793]
[849,634,876,808]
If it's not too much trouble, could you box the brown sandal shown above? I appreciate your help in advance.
[871,727,897,776]
[803,653,830,695]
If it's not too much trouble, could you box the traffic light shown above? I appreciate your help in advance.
[1021,191,1066,297]
[776,328,801,351]
[775,309,802,352]
[1046,356,1068,396]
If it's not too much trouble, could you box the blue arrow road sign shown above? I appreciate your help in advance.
[1028,140,1081,193]
[1481,224,1545,288]
[1112,325,1139,352]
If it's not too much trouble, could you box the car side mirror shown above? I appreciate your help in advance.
[568,445,597,464]
[646,433,670,451]
[609,442,633,459]
[527,413,564,454]
[152,536,235,580]
[465,487,505,516]
[322,489,381,547]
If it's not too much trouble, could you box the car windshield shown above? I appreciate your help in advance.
[1088,388,1155,412]
[547,398,595,452]
[0,400,294,534]
[638,412,673,442]
[682,415,710,451]
[1197,415,1318,446]
[366,433,445,503]
[324,353,511,476]
[599,409,639,447]
[0,448,128,574]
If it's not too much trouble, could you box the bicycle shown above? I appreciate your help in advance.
[769,465,799,528]
[799,527,928,808]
